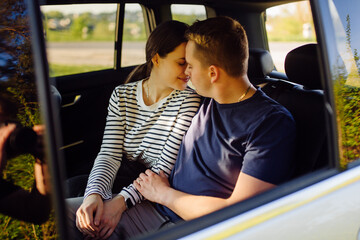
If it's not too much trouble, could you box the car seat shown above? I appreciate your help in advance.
[248,44,328,179]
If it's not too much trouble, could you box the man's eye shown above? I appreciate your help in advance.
[178,62,186,66]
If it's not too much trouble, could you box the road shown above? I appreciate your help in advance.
[46,41,309,72]
[46,42,146,67]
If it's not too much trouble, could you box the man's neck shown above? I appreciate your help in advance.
[213,75,256,104]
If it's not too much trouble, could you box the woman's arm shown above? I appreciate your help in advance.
[84,88,126,200]
[77,88,126,238]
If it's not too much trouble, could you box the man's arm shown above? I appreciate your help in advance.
[135,169,275,220]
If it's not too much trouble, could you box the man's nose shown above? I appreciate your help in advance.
[185,65,190,76]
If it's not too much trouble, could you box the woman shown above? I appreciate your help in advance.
[67,20,201,239]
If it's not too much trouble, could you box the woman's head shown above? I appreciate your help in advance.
[125,21,189,83]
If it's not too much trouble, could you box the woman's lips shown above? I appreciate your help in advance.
[179,77,189,83]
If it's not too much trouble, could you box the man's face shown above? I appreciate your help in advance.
[185,41,211,97]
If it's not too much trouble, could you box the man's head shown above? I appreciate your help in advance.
[185,16,249,96]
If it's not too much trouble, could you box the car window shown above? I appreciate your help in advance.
[0,0,55,238]
[266,1,316,72]
[328,0,360,168]
[171,4,207,25]
[40,4,118,76]
[121,4,147,67]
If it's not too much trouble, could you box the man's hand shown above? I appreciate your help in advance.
[97,195,126,239]
[134,169,170,204]
[76,194,103,238]
[0,124,16,173]
[34,162,50,195]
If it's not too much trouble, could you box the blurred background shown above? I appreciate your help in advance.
[41,2,315,77]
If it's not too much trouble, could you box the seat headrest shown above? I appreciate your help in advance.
[248,48,274,78]
[285,44,322,89]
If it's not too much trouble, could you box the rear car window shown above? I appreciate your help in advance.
[171,4,207,25]
[41,4,118,76]
[121,3,146,67]
[266,1,316,72]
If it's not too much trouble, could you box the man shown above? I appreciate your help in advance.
[0,120,51,224]
[134,16,296,221]
[71,16,295,239]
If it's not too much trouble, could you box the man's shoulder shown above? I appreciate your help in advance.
[254,89,294,119]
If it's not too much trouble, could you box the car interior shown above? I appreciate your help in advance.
[42,0,330,180]
[38,0,336,237]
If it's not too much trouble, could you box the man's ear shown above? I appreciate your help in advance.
[208,65,219,83]
[151,53,160,67]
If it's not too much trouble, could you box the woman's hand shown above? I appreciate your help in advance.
[76,194,103,238]
[97,195,127,239]
[134,169,170,204]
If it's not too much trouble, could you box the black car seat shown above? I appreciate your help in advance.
[248,44,328,179]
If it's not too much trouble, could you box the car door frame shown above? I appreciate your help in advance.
[27,0,69,238]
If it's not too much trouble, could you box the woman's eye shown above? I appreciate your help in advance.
[178,62,186,66]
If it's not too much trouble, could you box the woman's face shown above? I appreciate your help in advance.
[157,42,189,91]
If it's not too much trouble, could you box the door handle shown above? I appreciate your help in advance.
[62,95,81,108]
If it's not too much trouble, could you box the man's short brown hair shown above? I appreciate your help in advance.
[186,16,248,77]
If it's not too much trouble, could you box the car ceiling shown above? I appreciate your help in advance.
[40,0,304,11]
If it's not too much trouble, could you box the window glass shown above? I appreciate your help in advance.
[41,4,117,76]
[266,1,316,72]
[0,0,54,237]
[171,4,207,25]
[121,4,146,67]
[329,0,360,167]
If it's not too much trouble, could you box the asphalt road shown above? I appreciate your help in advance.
[46,41,309,72]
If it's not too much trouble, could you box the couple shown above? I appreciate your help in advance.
[68,16,296,239]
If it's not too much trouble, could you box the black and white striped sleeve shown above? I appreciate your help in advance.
[84,88,126,200]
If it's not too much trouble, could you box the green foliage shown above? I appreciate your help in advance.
[0,212,57,239]
[123,21,146,42]
[266,2,316,42]
[334,14,360,167]
[335,81,360,167]
[267,15,316,42]
[70,13,93,39]
[7,87,40,127]
[172,13,206,25]
[45,11,64,20]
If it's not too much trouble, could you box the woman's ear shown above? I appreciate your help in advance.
[208,65,219,83]
[151,53,160,67]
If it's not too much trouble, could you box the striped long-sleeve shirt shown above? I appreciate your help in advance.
[84,79,201,206]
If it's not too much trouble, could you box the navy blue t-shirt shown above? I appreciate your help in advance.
[157,89,296,222]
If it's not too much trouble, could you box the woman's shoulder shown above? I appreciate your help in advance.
[115,80,140,90]
[175,87,200,99]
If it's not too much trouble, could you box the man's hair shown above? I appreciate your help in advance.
[186,16,248,77]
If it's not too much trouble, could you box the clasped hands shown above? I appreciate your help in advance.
[76,169,169,239]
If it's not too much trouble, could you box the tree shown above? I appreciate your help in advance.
[0,0,56,238]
